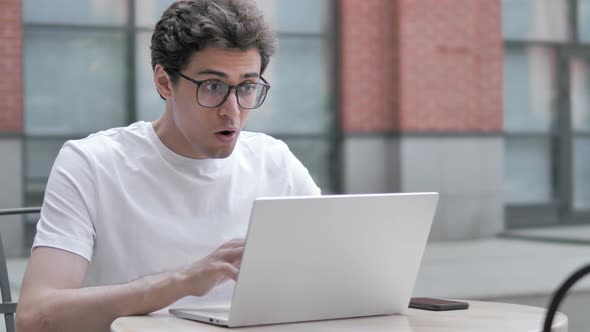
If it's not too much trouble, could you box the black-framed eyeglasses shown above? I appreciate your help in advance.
[177,72,271,109]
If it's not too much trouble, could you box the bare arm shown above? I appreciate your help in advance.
[16,239,244,332]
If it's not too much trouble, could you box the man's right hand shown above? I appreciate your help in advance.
[180,238,246,297]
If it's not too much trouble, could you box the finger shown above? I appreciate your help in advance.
[219,262,239,281]
[212,240,244,254]
[213,272,230,286]
[221,238,245,248]
[216,247,244,261]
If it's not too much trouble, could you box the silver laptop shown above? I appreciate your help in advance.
[169,192,438,327]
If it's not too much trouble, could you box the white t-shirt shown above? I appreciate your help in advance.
[33,121,320,302]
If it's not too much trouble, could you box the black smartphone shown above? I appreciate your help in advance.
[409,298,469,311]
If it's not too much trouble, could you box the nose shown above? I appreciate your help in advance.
[218,88,240,119]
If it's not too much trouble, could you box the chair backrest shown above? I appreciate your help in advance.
[0,207,41,332]
[543,263,590,332]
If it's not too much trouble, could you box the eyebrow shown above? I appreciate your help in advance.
[196,69,260,79]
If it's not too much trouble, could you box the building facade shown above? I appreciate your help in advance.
[1,0,588,257]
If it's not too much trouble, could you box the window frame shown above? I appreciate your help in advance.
[503,0,590,227]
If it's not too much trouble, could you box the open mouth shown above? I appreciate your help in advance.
[215,130,237,143]
[218,130,235,136]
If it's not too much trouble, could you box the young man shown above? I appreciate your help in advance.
[16,1,320,331]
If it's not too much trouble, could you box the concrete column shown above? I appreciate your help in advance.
[0,138,24,257]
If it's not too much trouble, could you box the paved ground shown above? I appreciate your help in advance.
[414,237,590,299]
[4,231,590,332]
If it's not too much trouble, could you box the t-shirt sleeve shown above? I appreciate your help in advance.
[32,141,97,262]
[279,142,322,196]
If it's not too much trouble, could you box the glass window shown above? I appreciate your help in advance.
[136,0,329,33]
[23,138,68,247]
[573,137,590,210]
[246,37,332,135]
[256,0,327,34]
[23,0,127,26]
[136,32,165,121]
[503,0,570,41]
[280,137,334,193]
[135,0,175,28]
[570,57,590,210]
[24,138,66,190]
[570,57,590,131]
[578,0,590,42]
[24,28,128,135]
[503,46,557,133]
[24,138,70,225]
[504,137,553,204]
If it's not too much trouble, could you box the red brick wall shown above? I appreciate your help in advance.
[340,0,399,132]
[340,0,503,133]
[0,0,22,133]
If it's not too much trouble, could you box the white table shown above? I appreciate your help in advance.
[111,300,568,332]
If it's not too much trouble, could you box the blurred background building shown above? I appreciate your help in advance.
[0,0,589,258]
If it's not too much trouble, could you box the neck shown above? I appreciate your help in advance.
[152,109,204,159]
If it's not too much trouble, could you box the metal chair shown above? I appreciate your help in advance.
[0,207,41,332]
[542,263,590,332]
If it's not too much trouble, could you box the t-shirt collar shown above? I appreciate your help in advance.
[145,121,235,176]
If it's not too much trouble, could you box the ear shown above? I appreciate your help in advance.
[154,64,174,100]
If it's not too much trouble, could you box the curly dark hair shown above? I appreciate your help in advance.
[150,0,277,85]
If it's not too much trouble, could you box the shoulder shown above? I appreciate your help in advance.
[238,131,290,158]
[240,131,286,147]
[237,131,321,195]
[64,121,151,159]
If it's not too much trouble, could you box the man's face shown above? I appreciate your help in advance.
[167,47,262,159]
